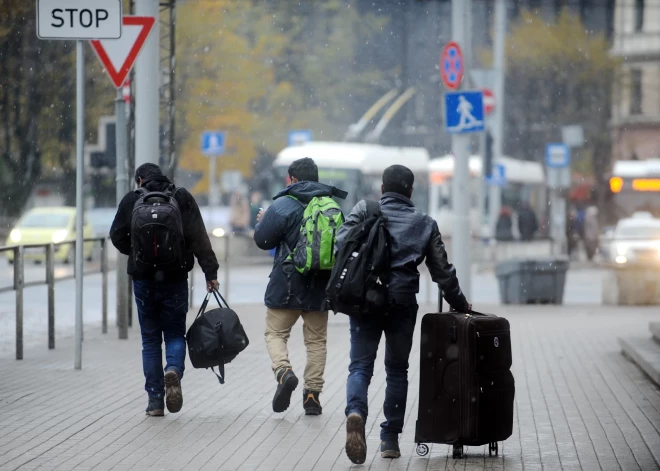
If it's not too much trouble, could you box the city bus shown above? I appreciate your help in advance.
[428,154,545,237]
[272,142,430,214]
[609,159,660,220]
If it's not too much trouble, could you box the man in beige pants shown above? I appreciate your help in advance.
[254,157,344,415]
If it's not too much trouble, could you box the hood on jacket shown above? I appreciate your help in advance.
[273,181,347,204]
[142,175,173,193]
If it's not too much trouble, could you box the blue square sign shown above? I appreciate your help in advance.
[545,143,570,168]
[487,163,506,186]
[288,129,312,147]
[445,91,485,134]
[201,131,225,156]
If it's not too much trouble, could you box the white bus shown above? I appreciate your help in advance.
[609,159,660,220]
[429,154,545,236]
[273,142,430,214]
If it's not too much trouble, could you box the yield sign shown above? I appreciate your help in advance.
[90,16,155,88]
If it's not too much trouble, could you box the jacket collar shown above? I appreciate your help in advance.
[381,192,414,207]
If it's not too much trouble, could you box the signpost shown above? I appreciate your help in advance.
[445,90,485,134]
[440,41,464,91]
[288,130,312,147]
[91,15,155,342]
[202,131,226,207]
[487,163,506,187]
[36,0,123,370]
[482,88,495,115]
[546,143,571,255]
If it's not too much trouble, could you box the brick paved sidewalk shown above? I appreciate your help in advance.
[0,303,659,471]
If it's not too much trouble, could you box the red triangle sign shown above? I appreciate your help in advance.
[90,16,156,89]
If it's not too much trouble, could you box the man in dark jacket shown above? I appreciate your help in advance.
[110,163,219,417]
[254,157,346,416]
[337,164,470,464]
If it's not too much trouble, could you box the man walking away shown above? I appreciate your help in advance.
[518,202,539,241]
[110,163,219,417]
[254,157,346,415]
[336,165,470,463]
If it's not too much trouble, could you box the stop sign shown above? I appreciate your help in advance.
[483,88,495,115]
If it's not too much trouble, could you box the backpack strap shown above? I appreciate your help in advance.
[365,200,381,219]
[283,195,307,256]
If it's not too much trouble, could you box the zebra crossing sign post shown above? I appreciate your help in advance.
[445,91,485,134]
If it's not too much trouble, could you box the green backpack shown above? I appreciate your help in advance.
[286,195,344,275]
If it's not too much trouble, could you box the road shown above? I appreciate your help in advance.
[0,255,604,357]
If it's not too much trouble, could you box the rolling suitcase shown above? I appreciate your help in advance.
[414,291,515,458]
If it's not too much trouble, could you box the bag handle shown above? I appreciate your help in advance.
[195,289,230,319]
[141,191,172,202]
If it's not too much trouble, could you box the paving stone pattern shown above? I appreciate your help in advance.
[0,304,659,470]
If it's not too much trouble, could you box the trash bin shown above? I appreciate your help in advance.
[495,258,569,304]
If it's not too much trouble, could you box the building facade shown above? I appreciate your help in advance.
[611,0,660,161]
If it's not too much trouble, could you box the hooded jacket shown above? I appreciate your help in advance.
[110,177,219,282]
[254,181,345,311]
[336,192,469,310]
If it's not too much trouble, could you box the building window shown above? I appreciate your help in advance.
[630,69,642,115]
[635,0,644,32]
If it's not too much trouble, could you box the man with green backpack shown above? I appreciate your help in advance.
[254,157,347,415]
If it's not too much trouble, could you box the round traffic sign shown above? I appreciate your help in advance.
[440,41,464,90]
[482,88,495,115]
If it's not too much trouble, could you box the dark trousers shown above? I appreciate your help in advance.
[345,303,418,440]
[133,279,189,398]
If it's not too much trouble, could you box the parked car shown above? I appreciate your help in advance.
[5,207,94,264]
[607,213,660,266]
[88,207,117,238]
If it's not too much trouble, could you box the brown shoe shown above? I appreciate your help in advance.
[345,412,367,464]
[164,370,183,413]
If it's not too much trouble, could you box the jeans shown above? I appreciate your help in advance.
[133,279,189,399]
[345,304,418,441]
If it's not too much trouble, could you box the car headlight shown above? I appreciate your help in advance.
[616,255,627,264]
[212,228,226,238]
[9,229,21,243]
[616,243,628,256]
[52,230,69,244]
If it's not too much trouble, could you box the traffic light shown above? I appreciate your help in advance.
[484,131,494,178]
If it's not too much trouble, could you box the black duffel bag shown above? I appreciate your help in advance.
[186,290,249,384]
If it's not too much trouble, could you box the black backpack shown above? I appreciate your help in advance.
[326,200,391,316]
[131,186,186,272]
[186,291,249,384]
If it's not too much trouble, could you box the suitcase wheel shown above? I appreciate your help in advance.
[415,443,429,457]
[452,444,463,459]
[489,442,499,457]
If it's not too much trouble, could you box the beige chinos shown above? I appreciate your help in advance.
[265,308,328,392]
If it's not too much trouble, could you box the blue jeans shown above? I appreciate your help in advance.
[345,304,418,441]
[133,279,189,399]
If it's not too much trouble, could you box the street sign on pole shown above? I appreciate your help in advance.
[440,41,464,90]
[445,90,485,134]
[201,131,225,157]
[37,0,122,40]
[487,163,506,186]
[288,130,312,147]
[482,88,495,115]
[90,16,156,88]
[546,143,571,168]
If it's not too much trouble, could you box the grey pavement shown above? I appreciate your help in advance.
[0,301,659,470]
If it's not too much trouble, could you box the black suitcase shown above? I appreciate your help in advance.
[414,293,515,458]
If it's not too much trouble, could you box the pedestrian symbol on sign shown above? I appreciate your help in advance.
[445,91,485,134]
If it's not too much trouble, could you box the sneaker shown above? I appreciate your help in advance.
[345,412,367,464]
[272,367,299,413]
[380,439,401,459]
[145,397,164,417]
[303,389,322,416]
[164,370,183,413]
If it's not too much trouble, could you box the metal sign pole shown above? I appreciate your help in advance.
[451,0,472,299]
[115,88,129,340]
[74,39,85,370]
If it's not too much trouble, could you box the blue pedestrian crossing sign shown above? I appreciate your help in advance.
[201,131,225,157]
[445,91,485,134]
[487,163,507,187]
[288,129,312,147]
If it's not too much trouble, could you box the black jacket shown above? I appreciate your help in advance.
[254,181,344,311]
[110,178,219,282]
[336,192,469,310]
